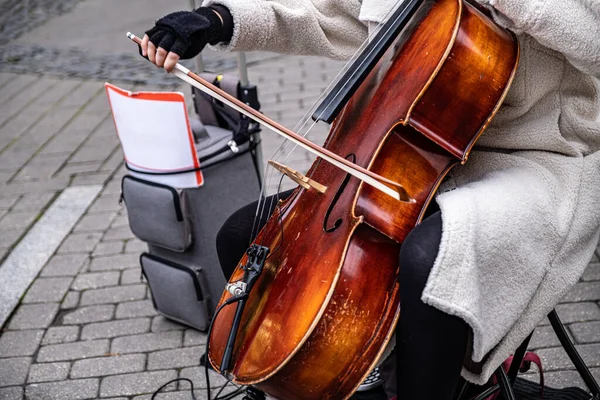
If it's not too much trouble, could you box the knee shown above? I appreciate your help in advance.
[399,212,443,297]
[216,204,256,279]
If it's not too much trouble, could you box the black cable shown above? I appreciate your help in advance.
[205,294,248,400]
[213,380,234,399]
[218,387,246,400]
[151,378,196,400]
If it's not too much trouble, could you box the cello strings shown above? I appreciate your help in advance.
[248,0,410,243]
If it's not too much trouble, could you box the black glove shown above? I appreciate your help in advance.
[145,6,233,60]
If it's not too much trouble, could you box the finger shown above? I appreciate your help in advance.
[156,33,176,68]
[147,40,157,63]
[141,35,149,56]
[155,47,168,67]
[170,38,188,58]
[164,52,181,73]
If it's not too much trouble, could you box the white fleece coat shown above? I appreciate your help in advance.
[204,0,600,384]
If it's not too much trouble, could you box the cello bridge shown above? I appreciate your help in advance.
[268,160,327,194]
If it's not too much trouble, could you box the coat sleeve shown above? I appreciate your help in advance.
[478,0,600,77]
[201,0,368,60]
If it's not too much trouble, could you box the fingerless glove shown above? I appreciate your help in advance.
[145,6,233,59]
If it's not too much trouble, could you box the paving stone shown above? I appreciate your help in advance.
[124,239,147,254]
[72,271,120,291]
[540,302,600,325]
[71,354,146,379]
[100,370,178,397]
[594,367,600,384]
[13,153,69,181]
[62,305,114,325]
[110,214,129,229]
[103,226,135,241]
[70,141,117,164]
[0,357,30,386]
[102,180,122,196]
[121,268,143,285]
[57,232,103,254]
[536,343,600,371]
[0,209,38,231]
[581,262,600,282]
[0,386,23,398]
[81,318,150,340]
[80,284,146,306]
[183,329,207,347]
[151,316,185,333]
[7,303,59,330]
[88,195,122,214]
[42,130,90,155]
[147,346,203,370]
[28,362,70,383]
[61,290,81,310]
[0,196,19,209]
[57,161,103,178]
[180,366,228,389]
[42,326,79,345]
[115,300,157,319]
[70,172,112,186]
[0,228,24,248]
[89,254,139,271]
[570,321,600,344]
[111,331,182,354]
[26,378,99,399]
[133,392,203,400]
[522,369,587,391]
[0,170,16,185]
[562,282,600,302]
[543,370,587,390]
[41,253,88,277]
[0,246,9,261]
[37,339,109,362]
[22,277,73,303]
[0,177,69,197]
[528,325,562,349]
[74,212,116,232]
[0,329,44,356]
[93,241,124,256]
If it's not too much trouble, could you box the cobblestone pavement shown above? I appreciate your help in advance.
[1,0,600,399]
[0,0,84,42]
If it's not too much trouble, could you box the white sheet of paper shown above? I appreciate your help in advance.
[105,83,203,188]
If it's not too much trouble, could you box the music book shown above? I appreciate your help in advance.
[105,83,204,188]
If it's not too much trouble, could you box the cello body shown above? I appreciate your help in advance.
[208,0,519,398]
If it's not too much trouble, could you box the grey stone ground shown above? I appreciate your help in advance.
[0,0,599,399]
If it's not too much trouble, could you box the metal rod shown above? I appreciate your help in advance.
[507,332,533,385]
[188,0,205,73]
[237,53,249,86]
[455,380,470,400]
[471,384,500,400]
[496,367,517,400]
[548,310,600,395]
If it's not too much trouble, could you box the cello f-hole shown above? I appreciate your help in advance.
[323,153,356,233]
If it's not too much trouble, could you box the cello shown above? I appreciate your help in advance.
[131,0,519,397]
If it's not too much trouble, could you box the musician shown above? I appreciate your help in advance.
[142,1,600,399]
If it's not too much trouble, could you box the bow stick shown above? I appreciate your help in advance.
[127,32,414,203]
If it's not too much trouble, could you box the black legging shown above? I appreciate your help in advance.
[216,191,469,400]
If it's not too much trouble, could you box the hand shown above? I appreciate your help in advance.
[141,34,181,73]
[141,7,228,73]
